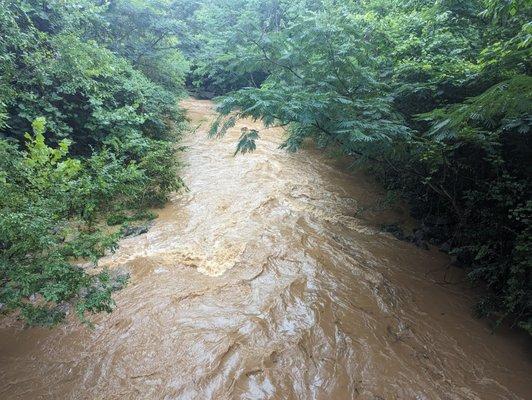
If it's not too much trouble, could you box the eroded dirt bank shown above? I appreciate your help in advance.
[0,99,530,400]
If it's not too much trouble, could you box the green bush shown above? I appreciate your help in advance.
[0,120,124,325]
[205,0,532,332]
[0,0,187,325]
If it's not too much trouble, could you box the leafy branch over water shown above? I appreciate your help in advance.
[200,0,532,333]
[1,0,530,334]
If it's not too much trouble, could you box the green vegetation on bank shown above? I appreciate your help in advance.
[0,0,187,325]
[198,0,531,332]
[1,0,530,334]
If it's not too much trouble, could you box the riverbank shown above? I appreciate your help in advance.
[1,99,530,400]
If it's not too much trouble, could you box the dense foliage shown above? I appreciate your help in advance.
[199,0,531,332]
[1,0,530,334]
[0,0,187,325]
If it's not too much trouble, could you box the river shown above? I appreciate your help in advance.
[0,99,530,399]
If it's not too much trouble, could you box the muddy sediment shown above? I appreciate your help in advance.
[0,99,530,400]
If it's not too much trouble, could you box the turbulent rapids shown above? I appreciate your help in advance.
[0,99,530,400]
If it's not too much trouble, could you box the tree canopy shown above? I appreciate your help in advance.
[199,0,532,333]
[0,0,187,325]
[1,0,530,333]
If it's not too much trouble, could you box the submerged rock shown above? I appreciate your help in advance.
[56,302,71,315]
[381,223,430,249]
[380,223,406,240]
[122,224,151,238]
[411,228,429,250]
[439,241,451,253]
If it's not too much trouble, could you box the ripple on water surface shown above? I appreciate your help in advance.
[0,99,531,400]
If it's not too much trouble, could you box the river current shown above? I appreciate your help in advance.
[0,99,530,400]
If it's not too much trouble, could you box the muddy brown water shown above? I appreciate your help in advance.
[1,99,531,400]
